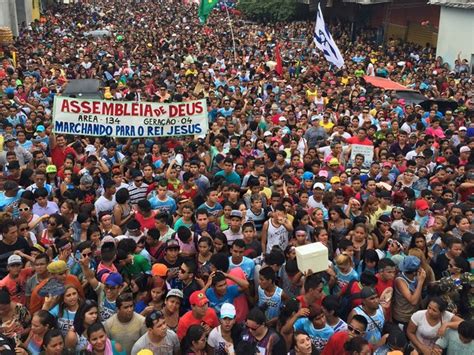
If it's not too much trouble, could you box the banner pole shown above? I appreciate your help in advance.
[224,4,237,63]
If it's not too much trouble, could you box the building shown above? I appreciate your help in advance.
[430,0,474,71]
[0,0,41,37]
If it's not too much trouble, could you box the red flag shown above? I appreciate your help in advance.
[275,43,283,76]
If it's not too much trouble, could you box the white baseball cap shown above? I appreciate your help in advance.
[220,303,236,319]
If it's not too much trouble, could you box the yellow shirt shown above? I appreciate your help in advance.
[320,120,335,133]
[306,89,318,102]
[0,136,3,152]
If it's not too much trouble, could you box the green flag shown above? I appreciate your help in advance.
[198,0,219,24]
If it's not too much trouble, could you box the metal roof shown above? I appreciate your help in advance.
[429,0,474,9]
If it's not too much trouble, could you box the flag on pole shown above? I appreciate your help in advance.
[275,43,283,76]
[198,0,219,24]
[313,3,344,69]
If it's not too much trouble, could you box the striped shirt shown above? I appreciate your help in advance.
[128,182,149,205]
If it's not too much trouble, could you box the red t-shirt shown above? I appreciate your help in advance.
[135,211,157,231]
[51,146,76,169]
[296,294,324,309]
[177,308,219,340]
[321,331,349,355]
[346,136,373,146]
[0,268,34,304]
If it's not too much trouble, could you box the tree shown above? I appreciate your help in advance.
[238,0,298,22]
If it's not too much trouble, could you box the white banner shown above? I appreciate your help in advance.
[52,97,208,138]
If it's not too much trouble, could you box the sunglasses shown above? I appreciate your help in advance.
[82,252,92,258]
[179,268,187,273]
[348,324,363,336]
[245,322,262,331]
[18,207,30,212]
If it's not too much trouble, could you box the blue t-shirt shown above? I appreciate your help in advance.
[334,266,359,294]
[206,284,240,317]
[229,257,255,280]
[198,202,223,219]
[293,318,334,351]
[49,305,76,336]
[148,195,177,214]
[215,170,242,185]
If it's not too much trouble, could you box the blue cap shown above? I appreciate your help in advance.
[302,172,314,181]
[399,256,421,273]
[102,272,123,287]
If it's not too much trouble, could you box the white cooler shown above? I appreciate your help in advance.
[295,242,329,274]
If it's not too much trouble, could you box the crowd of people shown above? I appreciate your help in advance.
[0,0,473,354]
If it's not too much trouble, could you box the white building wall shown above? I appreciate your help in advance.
[436,6,474,70]
[16,0,33,28]
[0,0,19,36]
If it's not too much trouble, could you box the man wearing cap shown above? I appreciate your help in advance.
[392,256,426,327]
[0,134,32,167]
[80,252,123,321]
[308,182,326,209]
[207,303,239,354]
[223,210,244,246]
[176,290,219,340]
[348,287,385,346]
[304,115,327,148]
[29,260,84,313]
[157,239,184,285]
[131,310,180,355]
[414,198,434,230]
[0,255,33,304]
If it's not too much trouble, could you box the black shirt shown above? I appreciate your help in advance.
[0,237,31,278]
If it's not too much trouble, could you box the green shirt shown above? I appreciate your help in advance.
[435,328,474,355]
[122,254,151,278]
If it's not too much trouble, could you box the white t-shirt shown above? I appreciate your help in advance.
[411,310,454,346]
[208,325,234,355]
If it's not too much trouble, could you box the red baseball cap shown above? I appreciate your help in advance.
[414,199,429,211]
[189,291,209,307]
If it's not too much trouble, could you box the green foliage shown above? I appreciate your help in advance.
[238,0,299,22]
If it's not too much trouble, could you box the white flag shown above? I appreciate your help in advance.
[314,3,344,69]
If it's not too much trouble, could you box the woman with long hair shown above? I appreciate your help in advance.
[86,322,125,355]
[0,287,31,341]
[181,324,207,355]
[18,198,45,234]
[39,214,67,248]
[65,300,100,352]
[43,284,83,337]
[196,236,214,281]
[327,206,352,250]
[310,208,326,229]
[362,195,379,232]
[407,297,463,355]
[23,310,57,354]
[59,200,77,228]
[112,188,134,232]
[409,232,433,264]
